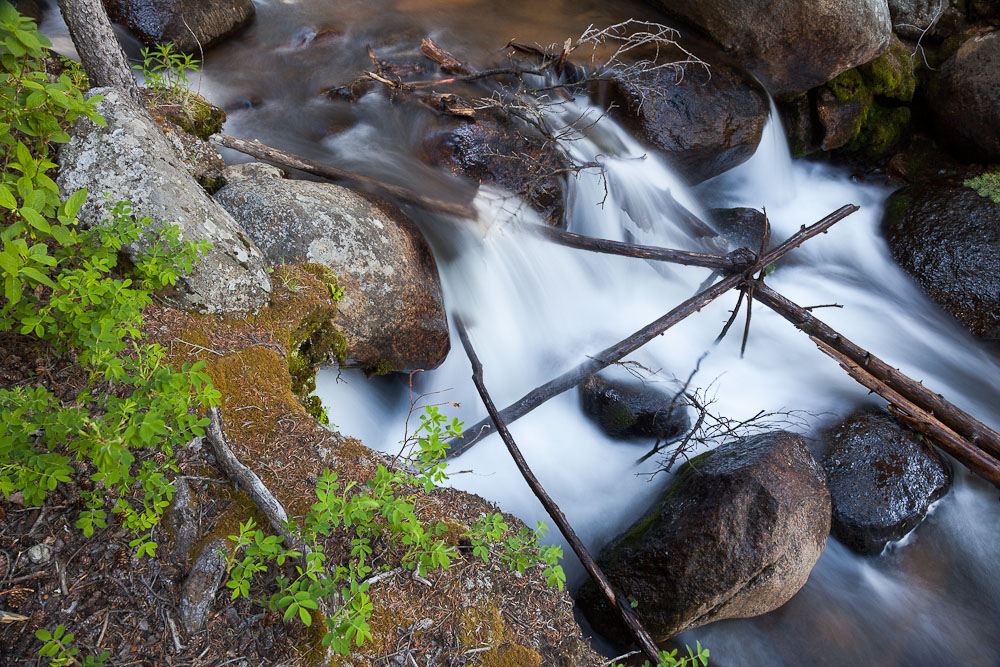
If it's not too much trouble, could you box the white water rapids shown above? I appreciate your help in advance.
[315,102,1000,664]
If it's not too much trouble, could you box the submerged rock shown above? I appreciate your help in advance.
[647,0,892,97]
[708,207,767,252]
[104,0,255,53]
[881,178,1000,338]
[822,408,951,555]
[598,47,768,183]
[580,375,690,441]
[215,174,450,373]
[57,88,271,314]
[420,110,567,225]
[579,431,830,643]
[929,30,1000,162]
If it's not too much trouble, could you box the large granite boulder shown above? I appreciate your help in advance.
[929,30,1000,162]
[822,408,952,555]
[215,170,450,373]
[580,375,690,442]
[881,177,1000,338]
[648,0,892,97]
[103,0,255,53]
[579,431,830,643]
[598,47,768,183]
[57,88,271,314]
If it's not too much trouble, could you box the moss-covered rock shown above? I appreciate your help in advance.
[850,103,912,157]
[147,89,227,141]
[860,35,918,101]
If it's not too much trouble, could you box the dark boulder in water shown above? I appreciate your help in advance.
[822,408,952,555]
[103,0,255,53]
[580,375,690,442]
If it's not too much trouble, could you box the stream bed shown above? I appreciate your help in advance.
[43,1,1000,664]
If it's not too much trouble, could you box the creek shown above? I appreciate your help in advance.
[42,1,1000,664]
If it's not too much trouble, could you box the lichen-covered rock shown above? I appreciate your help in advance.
[928,30,1000,162]
[215,174,449,373]
[160,121,226,193]
[648,0,892,97]
[420,110,567,225]
[103,0,255,53]
[57,88,271,314]
[598,47,768,183]
[823,408,952,555]
[179,537,226,634]
[881,178,1000,338]
[580,375,689,441]
[579,431,830,643]
[221,161,286,184]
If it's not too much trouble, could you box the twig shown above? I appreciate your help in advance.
[456,315,661,663]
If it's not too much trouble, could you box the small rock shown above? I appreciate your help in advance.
[179,538,227,634]
[221,161,286,184]
[27,544,53,565]
[580,375,690,441]
[708,207,768,252]
[822,408,952,555]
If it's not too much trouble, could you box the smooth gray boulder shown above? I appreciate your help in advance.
[103,0,255,53]
[929,31,1000,162]
[215,174,450,373]
[57,88,271,314]
[579,431,830,643]
[649,0,892,97]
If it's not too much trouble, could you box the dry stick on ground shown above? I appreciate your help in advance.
[447,204,859,456]
[455,316,662,663]
[751,281,1000,462]
[211,133,478,220]
[812,337,1000,488]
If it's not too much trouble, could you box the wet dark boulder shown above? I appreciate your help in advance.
[420,110,567,225]
[646,0,892,97]
[928,30,1000,162]
[215,172,450,373]
[103,0,255,53]
[597,49,768,183]
[889,0,967,41]
[12,0,45,22]
[580,375,689,441]
[822,408,952,555]
[579,431,830,643]
[881,178,1000,338]
[708,207,767,252]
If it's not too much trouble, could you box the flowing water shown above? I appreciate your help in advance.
[42,1,1000,664]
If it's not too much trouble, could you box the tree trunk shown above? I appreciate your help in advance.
[56,0,143,106]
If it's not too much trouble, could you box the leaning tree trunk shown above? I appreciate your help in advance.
[56,0,142,105]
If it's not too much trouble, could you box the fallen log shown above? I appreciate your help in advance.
[447,204,859,456]
[751,282,1000,462]
[211,133,478,220]
[455,317,662,663]
[812,337,1000,488]
[526,223,754,272]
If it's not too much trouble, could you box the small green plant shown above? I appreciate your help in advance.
[612,641,710,667]
[134,42,200,107]
[964,170,1000,204]
[35,624,109,666]
[224,405,566,656]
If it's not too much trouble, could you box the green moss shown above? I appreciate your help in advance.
[827,69,866,103]
[860,38,918,102]
[964,170,1000,204]
[882,191,914,232]
[849,104,912,158]
[605,402,637,431]
[365,358,401,376]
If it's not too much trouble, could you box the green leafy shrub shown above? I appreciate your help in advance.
[0,4,217,557]
[224,405,566,655]
[135,42,200,108]
[35,624,109,667]
[964,171,1000,204]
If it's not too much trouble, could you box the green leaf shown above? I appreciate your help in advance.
[0,185,16,210]
[19,206,50,233]
[19,265,54,288]
[63,188,87,219]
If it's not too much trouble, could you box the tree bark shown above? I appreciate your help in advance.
[455,316,662,663]
[447,204,859,455]
[56,0,143,106]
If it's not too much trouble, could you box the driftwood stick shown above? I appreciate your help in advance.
[752,282,1000,461]
[527,223,755,272]
[420,38,475,76]
[448,204,859,455]
[204,408,307,553]
[812,338,1000,488]
[455,317,662,662]
[0,610,29,624]
[212,133,477,220]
